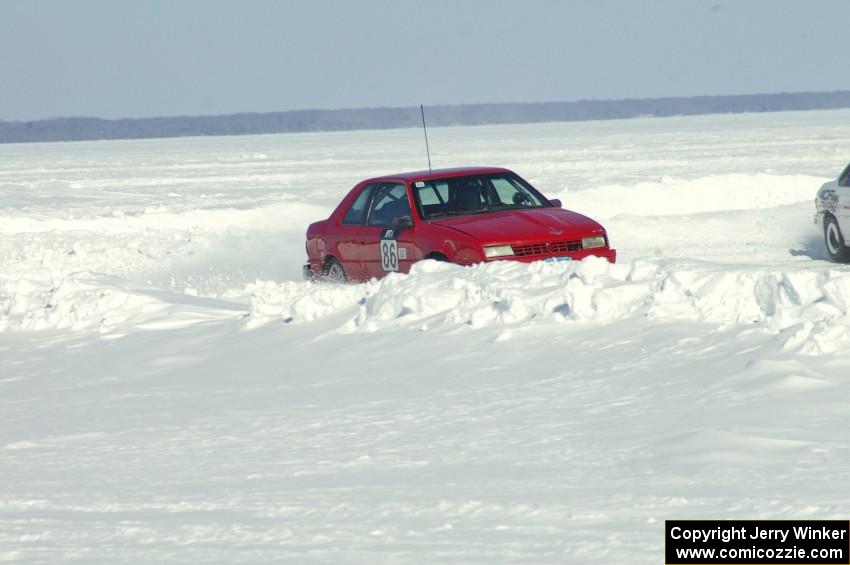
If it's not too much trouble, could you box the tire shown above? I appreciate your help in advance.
[824,215,850,262]
[427,253,449,262]
[323,257,348,282]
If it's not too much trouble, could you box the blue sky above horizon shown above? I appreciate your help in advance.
[2,0,849,121]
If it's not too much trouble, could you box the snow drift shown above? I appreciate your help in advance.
[7,253,850,359]
[0,273,243,333]
[247,257,850,355]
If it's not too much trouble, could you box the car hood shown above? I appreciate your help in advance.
[430,207,604,243]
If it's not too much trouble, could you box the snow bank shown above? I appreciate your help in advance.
[556,173,826,219]
[248,258,850,354]
[6,254,848,357]
[0,273,241,334]
[0,273,162,333]
[0,200,329,298]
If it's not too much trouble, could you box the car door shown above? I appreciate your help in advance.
[837,164,850,233]
[333,183,376,280]
[361,182,421,278]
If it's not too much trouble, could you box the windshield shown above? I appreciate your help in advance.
[413,173,549,220]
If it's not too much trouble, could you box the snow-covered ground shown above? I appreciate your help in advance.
[2,110,850,563]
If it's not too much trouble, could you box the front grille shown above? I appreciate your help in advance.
[511,240,582,257]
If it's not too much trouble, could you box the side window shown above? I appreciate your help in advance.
[367,183,411,227]
[840,164,850,187]
[342,184,375,225]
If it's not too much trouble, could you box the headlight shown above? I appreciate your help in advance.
[484,244,514,258]
[582,235,606,249]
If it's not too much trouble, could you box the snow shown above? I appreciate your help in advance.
[2,110,850,563]
[246,256,850,357]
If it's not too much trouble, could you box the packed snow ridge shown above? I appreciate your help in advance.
[0,273,243,334]
[7,255,850,357]
[246,257,850,355]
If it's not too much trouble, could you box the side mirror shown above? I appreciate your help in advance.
[391,216,413,230]
[549,199,562,208]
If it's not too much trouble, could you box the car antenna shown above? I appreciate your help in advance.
[420,104,432,173]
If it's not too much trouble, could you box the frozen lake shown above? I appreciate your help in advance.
[2,110,850,563]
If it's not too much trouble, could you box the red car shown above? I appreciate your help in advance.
[303,166,615,282]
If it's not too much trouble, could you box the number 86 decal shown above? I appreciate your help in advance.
[381,239,399,272]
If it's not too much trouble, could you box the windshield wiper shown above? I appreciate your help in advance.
[427,209,483,219]
[487,204,542,211]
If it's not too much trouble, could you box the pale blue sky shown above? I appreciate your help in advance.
[1,0,848,121]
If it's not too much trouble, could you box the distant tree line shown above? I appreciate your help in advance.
[2,91,850,144]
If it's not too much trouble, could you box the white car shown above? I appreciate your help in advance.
[815,163,850,262]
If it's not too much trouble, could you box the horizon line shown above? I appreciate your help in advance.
[3,89,849,124]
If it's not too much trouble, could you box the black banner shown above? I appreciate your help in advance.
[666,520,849,564]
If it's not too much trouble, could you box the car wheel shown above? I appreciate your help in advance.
[323,257,347,282]
[427,253,450,262]
[824,216,850,262]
